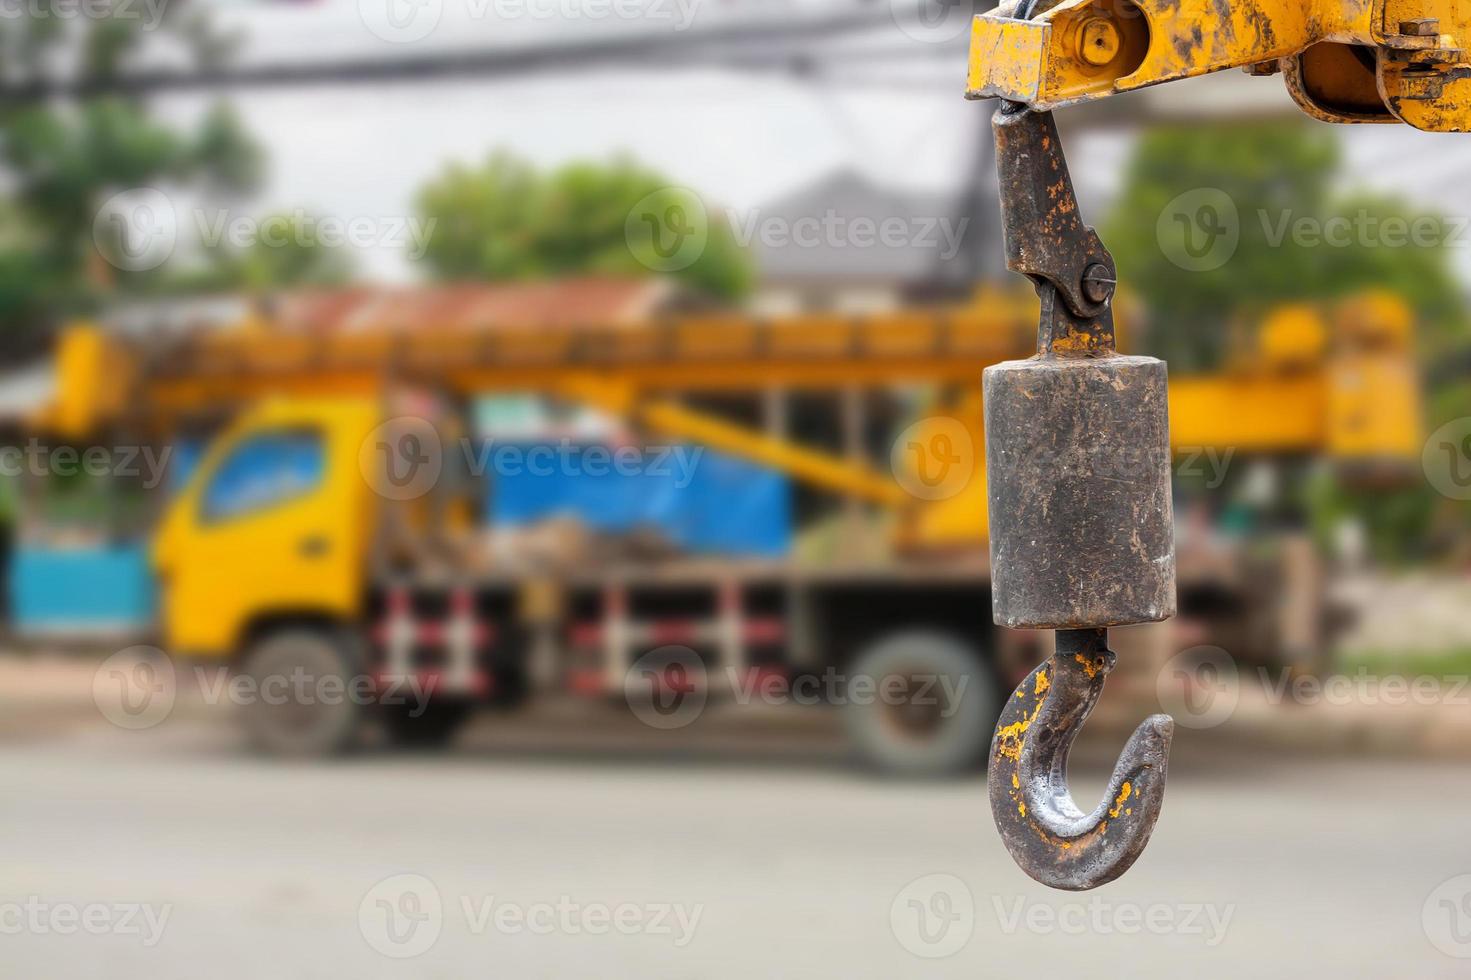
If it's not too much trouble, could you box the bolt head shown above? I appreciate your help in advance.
[1399,18,1439,36]
[1078,19,1121,67]
[1081,263,1115,304]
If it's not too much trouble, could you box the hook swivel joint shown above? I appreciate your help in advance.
[982,106,1177,890]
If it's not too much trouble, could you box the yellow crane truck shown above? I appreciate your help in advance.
[23,285,1420,770]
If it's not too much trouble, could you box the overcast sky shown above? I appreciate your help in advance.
[146,0,1471,284]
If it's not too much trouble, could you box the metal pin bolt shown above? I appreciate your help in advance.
[1077,19,1120,67]
[1399,18,1439,36]
[1081,263,1116,305]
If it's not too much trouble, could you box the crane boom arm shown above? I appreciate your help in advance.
[970,0,1471,132]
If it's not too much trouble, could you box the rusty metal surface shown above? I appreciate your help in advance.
[981,106,1177,889]
[984,352,1175,628]
[988,629,1174,891]
[993,106,1115,350]
[985,106,1175,628]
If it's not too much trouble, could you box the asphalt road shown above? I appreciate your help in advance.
[2,706,1470,979]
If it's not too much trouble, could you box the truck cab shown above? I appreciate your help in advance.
[154,397,381,659]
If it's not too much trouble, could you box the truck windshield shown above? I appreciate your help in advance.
[201,430,324,521]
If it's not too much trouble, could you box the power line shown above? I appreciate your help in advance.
[0,7,960,101]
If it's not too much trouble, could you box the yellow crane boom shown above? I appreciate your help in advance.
[33,285,1422,544]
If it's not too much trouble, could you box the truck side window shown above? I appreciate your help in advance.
[200,430,324,521]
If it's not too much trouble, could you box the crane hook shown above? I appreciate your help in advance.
[988,628,1173,890]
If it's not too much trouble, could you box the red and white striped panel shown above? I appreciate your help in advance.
[373,585,494,697]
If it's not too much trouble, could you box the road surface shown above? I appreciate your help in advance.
[1,702,1468,978]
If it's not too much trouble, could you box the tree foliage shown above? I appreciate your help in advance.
[177,212,357,294]
[415,153,751,300]
[1105,121,1471,566]
[0,1,262,353]
[1103,121,1463,371]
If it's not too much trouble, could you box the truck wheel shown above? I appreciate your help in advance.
[844,631,996,777]
[381,700,473,748]
[238,629,365,758]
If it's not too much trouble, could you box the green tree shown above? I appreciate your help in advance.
[0,2,262,354]
[1103,122,1462,371]
[1105,121,1471,566]
[185,213,357,293]
[415,153,751,301]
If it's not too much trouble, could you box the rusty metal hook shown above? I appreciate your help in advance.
[988,628,1174,891]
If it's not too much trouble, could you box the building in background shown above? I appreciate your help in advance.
[748,170,966,316]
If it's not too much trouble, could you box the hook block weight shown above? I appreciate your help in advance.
[983,352,1176,629]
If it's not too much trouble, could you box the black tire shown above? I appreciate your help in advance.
[843,631,996,777]
[238,628,365,758]
[381,700,473,748]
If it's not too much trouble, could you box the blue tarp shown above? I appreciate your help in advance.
[10,544,155,633]
[487,442,792,557]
